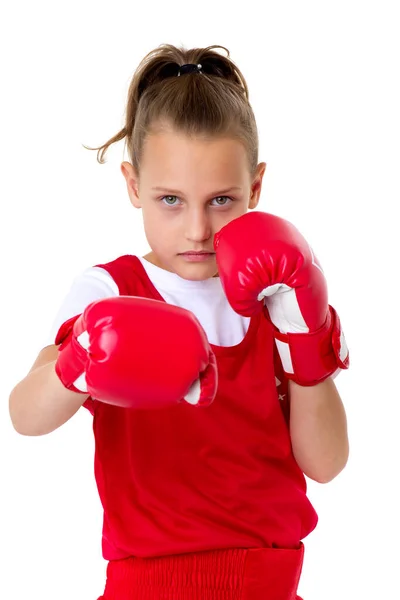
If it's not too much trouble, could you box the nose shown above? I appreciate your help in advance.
[184,207,212,243]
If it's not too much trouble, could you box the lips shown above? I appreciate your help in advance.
[180,251,215,255]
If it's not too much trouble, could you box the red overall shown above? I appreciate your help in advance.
[83,255,317,599]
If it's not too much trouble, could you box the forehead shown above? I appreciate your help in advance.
[140,126,250,185]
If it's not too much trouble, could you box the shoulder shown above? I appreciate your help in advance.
[73,265,119,294]
[69,252,143,294]
[95,254,155,297]
[43,263,121,348]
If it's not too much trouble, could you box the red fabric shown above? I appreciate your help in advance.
[85,255,317,566]
[98,544,305,599]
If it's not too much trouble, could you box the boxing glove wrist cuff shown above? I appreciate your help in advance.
[273,305,349,386]
[197,351,218,406]
[54,315,88,394]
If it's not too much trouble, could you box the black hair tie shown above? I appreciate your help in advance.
[178,63,203,76]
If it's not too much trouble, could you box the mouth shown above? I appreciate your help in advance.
[179,251,215,256]
[178,251,216,262]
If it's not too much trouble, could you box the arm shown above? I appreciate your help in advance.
[214,212,350,483]
[9,344,89,436]
[288,377,349,483]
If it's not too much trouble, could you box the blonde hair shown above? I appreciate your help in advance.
[85,44,259,175]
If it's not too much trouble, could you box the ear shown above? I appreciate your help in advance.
[121,161,141,208]
[248,162,267,210]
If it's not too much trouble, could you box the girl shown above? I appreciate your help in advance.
[9,44,350,599]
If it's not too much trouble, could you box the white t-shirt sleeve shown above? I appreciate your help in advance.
[44,266,119,347]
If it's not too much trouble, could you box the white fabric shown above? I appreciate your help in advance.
[183,379,201,405]
[260,285,308,335]
[44,257,251,349]
[339,327,349,363]
[274,338,294,375]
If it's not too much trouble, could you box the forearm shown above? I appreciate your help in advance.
[9,360,88,436]
[288,377,349,483]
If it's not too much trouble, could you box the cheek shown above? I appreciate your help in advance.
[213,203,249,232]
[141,208,177,249]
[141,209,159,242]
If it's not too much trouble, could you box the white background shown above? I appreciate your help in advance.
[1,1,399,598]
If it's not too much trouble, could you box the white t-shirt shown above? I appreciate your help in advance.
[45,256,251,348]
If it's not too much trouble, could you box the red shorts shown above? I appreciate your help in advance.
[98,543,304,600]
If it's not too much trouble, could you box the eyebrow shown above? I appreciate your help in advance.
[151,186,242,195]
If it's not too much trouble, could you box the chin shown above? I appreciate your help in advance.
[176,263,218,281]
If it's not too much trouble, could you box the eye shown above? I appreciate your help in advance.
[161,195,181,206]
[211,196,232,206]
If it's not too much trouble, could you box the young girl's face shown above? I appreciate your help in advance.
[121,123,266,280]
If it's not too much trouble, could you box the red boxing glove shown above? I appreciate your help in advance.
[214,211,349,386]
[54,296,217,409]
